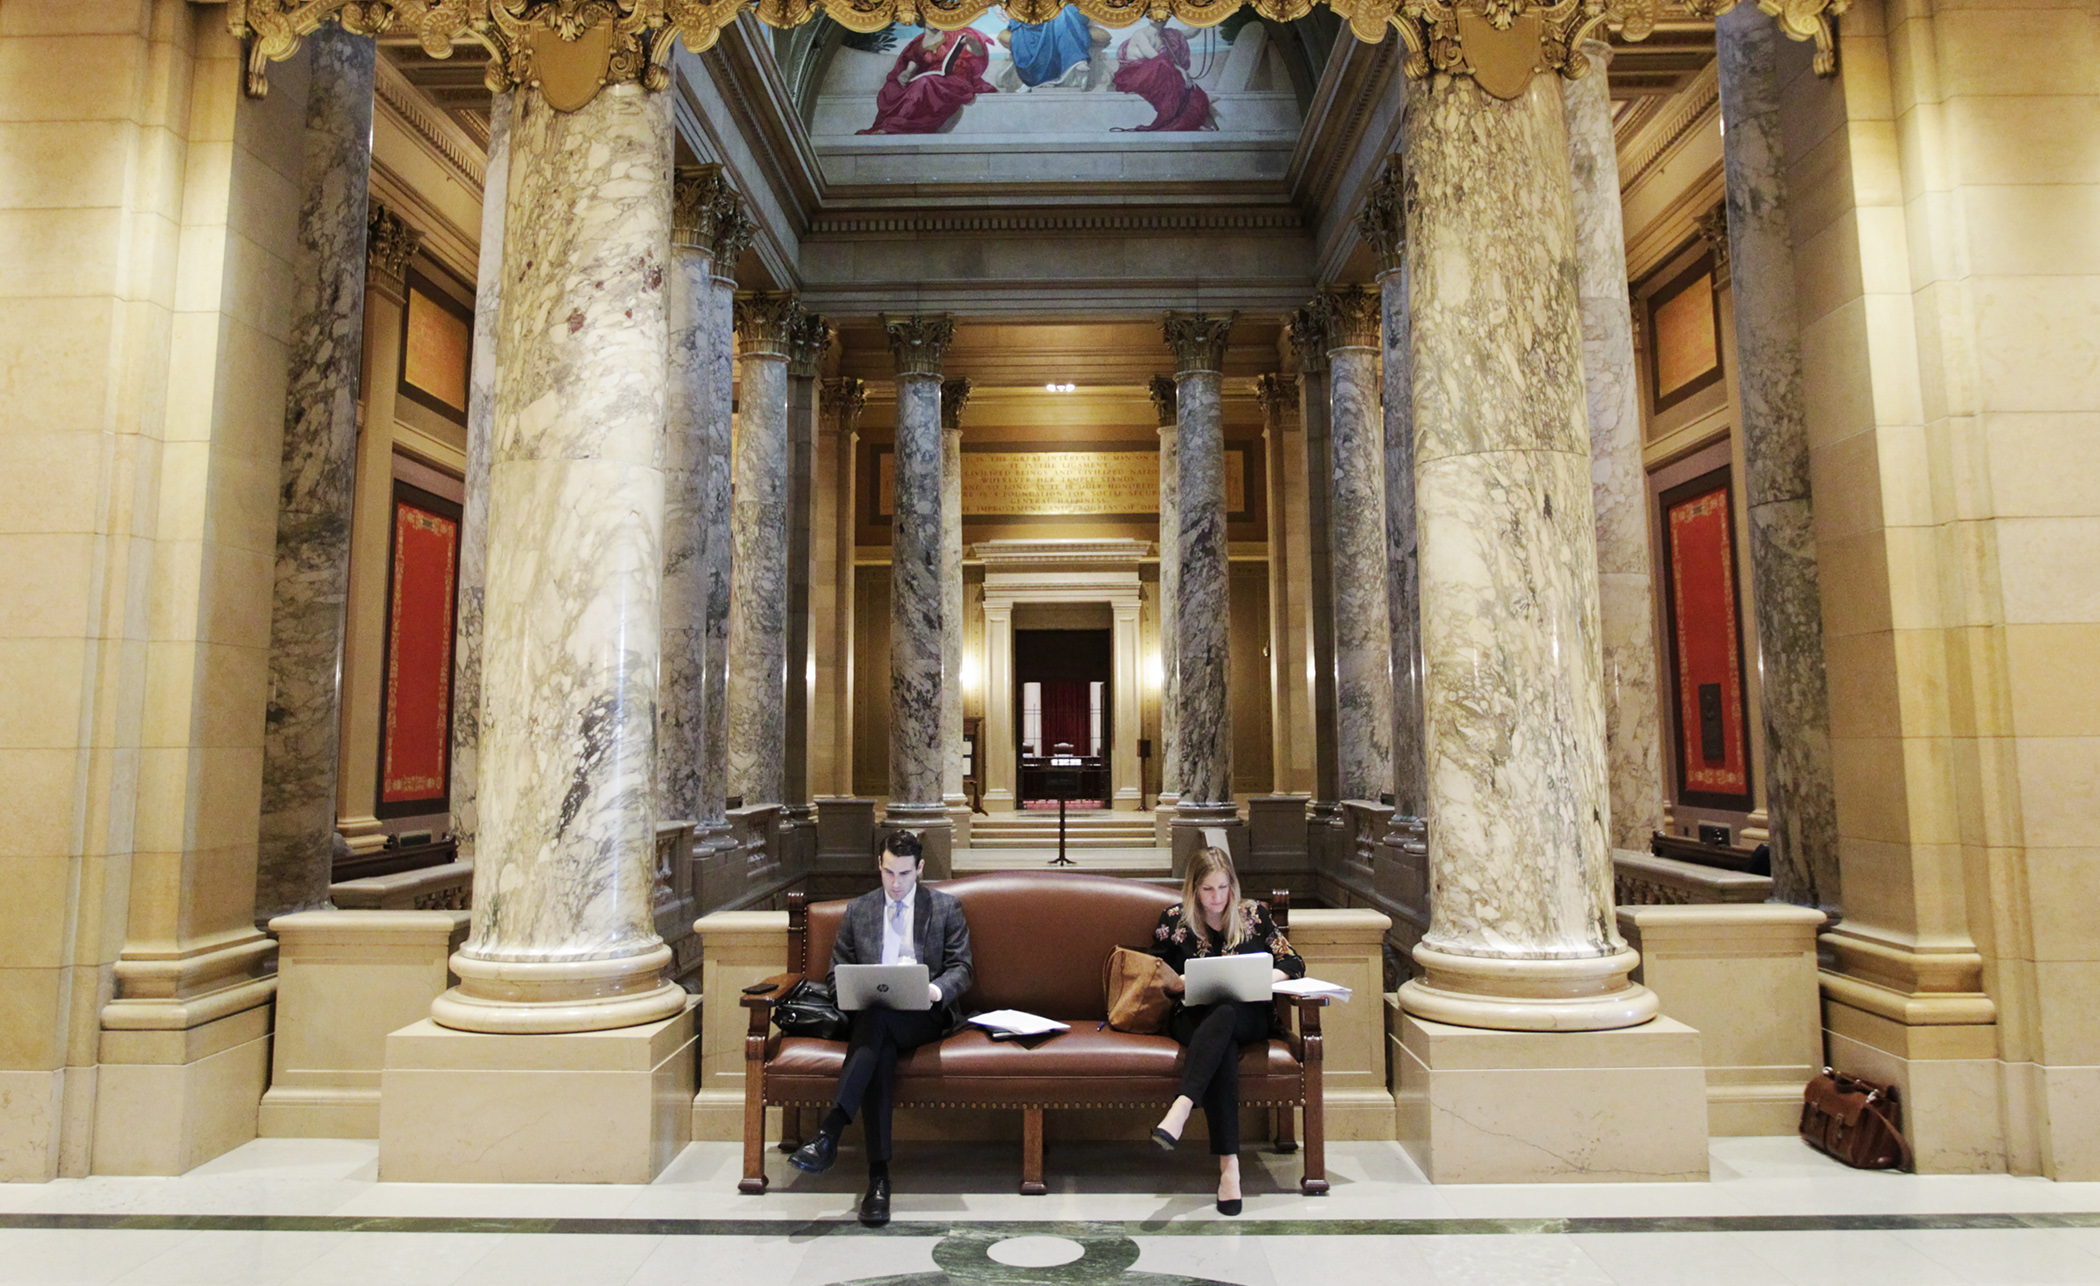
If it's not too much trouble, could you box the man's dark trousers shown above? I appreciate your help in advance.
[834,1008,946,1163]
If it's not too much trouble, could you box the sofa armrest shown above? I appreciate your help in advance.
[1277,994,1328,1062]
[740,972,803,1009]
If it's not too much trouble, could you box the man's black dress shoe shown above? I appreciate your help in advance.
[788,1133,836,1174]
[859,1175,892,1227]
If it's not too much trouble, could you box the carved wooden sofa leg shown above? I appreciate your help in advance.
[1021,1106,1047,1195]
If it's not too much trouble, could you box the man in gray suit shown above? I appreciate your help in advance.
[788,830,973,1225]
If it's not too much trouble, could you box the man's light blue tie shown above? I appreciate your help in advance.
[888,898,909,965]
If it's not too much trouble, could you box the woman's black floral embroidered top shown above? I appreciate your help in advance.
[1148,902,1306,980]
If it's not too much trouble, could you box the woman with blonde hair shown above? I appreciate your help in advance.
[1147,846,1303,1214]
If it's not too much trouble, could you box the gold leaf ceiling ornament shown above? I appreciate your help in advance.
[231,0,1846,105]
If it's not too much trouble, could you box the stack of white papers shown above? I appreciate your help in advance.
[1274,977,1353,1002]
[967,1010,1071,1036]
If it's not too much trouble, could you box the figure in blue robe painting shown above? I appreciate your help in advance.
[998,7,1097,90]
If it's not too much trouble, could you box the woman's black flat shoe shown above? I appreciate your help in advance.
[1150,1126,1179,1151]
[1216,1198,1242,1216]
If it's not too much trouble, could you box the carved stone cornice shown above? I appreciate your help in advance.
[671,163,737,256]
[365,202,421,282]
[1321,285,1381,351]
[733,290,798,359]
[939,377,973,430]
[1148,375,1178,429]
[787,308,831,378]
[820,377,867,430]
[1253,373,1300,423]
[1162,312,1234,376]
[233,1,1846,107]
[1287,303,1329,376]
[883,314,954,380]
[1357,162,1404,276]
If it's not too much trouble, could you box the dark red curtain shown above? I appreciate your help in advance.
[1041,681,1090,754]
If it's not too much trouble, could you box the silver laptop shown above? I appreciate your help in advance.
[835,963,931,1011]
[1182,953,1274,1005]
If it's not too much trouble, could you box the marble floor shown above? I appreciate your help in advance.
[3,1138,2099,1285]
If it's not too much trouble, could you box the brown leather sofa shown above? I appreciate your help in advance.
[737,871,1330,1196]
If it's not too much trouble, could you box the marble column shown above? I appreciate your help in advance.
[1392,71,1655,1033]
[1359,164,1429,827]
[452,93,512,863]
[1150,374,1181,821]
[256,25,376,921]
[1256,373,1316,796]
[940,377,972,839]
[1564,44,1667,852]
[1290,306,1344,823]
[1164,313,1237,853]
[1717,6,1841,912]
[783,309,831,848]
[813,378,866,798]
[882,315,957,871]
[660,165,734,829]
[432,81,685,1034]
[725,292,797,808]
[697,206,755,864]
[1323,285,1395,804]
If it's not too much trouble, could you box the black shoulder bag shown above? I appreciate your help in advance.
[772,979,849,1041]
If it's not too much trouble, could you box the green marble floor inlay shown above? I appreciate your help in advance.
[3,1213,2099,1238]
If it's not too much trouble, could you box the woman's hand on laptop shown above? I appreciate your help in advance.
[1164,970,1184,996]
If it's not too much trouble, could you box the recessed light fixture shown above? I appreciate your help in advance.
[1043,382,1077,393]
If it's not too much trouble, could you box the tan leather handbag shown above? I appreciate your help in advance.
[1103,946,1174,1033]
[1800,1068,1913,1170]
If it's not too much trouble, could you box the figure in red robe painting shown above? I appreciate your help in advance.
[1111,19,1213,132]
[859,27,997,135]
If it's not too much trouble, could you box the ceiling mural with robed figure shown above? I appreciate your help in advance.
[795,9,1326,188]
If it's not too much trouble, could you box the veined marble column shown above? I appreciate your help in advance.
[726,292,797,808]
[1392,71,1656,1033]
[256,25,376,920]
[433,81,685,1034]
[813,378,866,798]
[451,90,513,862]
[1323,285,1395,804]
[883,315,957,870]
[660,165,734,828]
[1717,6,1841,912]
[698,206,755,861]
[1565,43,1666,851]
[940,377,972,839]
[1165,314,1237,847]
[1256,373,1315,796]
[1151,375,1181,821]
[1360,164,1429,825]
[783,309,831,844]
[1289,306,1344,822]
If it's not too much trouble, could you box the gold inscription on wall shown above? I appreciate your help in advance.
[404,286,471,412]
[879,450,1246,517]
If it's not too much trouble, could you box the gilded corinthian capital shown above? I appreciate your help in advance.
[940,378,974,430]
[883,315,955,379]
[366,203,421,282]
[672,164,738,255]
[1357,162,1404,276]
[788,308,831,379]
[733,291,798,359]
[1148,375,1178,428]
[1162,312,1235,376]
[1321,286,1382,351]
[1287,303,1328,377]
[820,377,867,429]
[1253,373,1299,424]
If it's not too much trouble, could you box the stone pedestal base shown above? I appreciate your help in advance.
[380,998,696,1183]
[260,910,471,1139]
[815,797,878,871]
[1170,804,1245,875]
[946,796,973,848]
[1153,792,1180,846]
[93,1005,274,1175]
[1619,903,1826,1136]
[1823,991,2004,1174]
[1393,1008,1709,1183]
